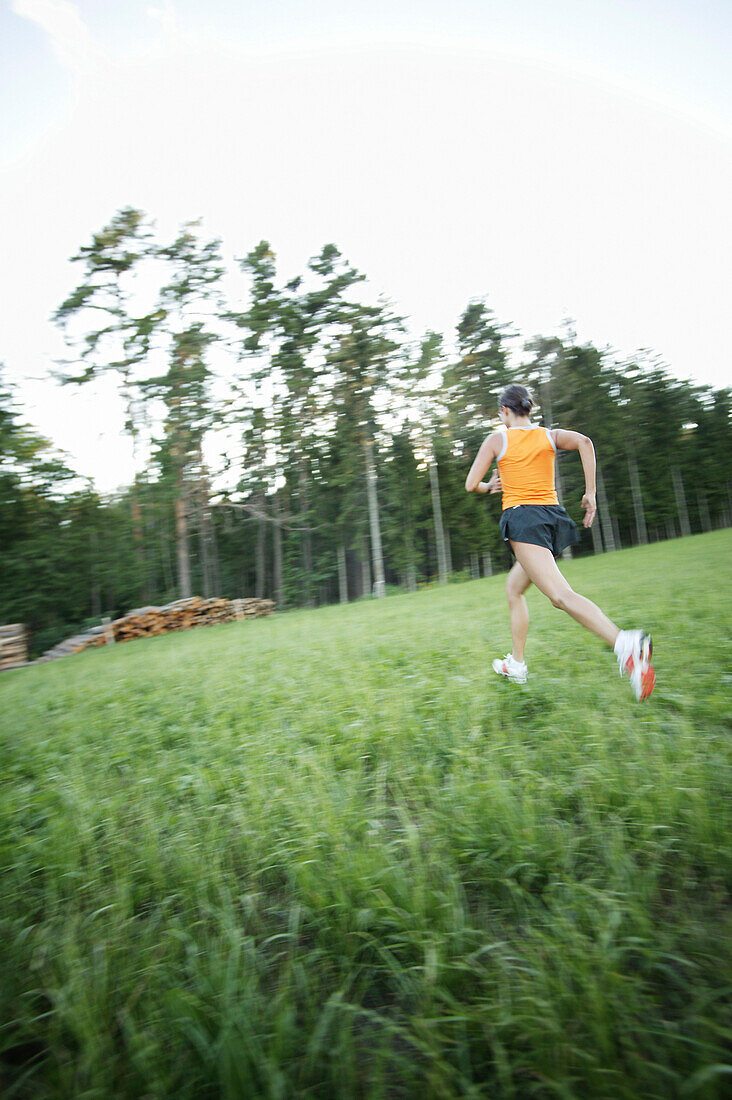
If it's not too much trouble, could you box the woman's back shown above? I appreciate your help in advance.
[497,425,559,508]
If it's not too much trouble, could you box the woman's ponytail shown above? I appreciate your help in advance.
[498,384,534,417]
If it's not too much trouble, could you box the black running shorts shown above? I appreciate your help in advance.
[499,504,580,558]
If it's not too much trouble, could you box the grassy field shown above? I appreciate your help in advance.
[1,530,731,1099]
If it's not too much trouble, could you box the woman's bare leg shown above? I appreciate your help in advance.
[506,560,532,662]
[510,541,620,647]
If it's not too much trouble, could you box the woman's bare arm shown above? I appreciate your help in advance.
[553,429,597,527]
[465,432,503,493]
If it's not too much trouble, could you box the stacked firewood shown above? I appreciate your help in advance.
[113,597,234,641]
[231,598,276,621]
[35,596,276,663]
[35,625,110,662]
[0,624,28,670]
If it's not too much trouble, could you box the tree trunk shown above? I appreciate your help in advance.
[470,552,480,579]
[209,516,221,595]
[698,489,711,532]
[627,453,648,545]
[298,462,314,606]
[402,528,418,592]
[672,466,691,538]
[428,455,448,583]
[723,483,732,528]
[157,508,175,595]
[196,457,220,597]
[196,495,213,599]
[337,540,348,604]
[175,485,192,598]
[445,529,453,574]
[364,437,385,598]
[359,535,371,598]
[482,551,493,577]
[596,464,616,552]
[256,497,266,599]
[198,522,210,596]
[273,491,284,607]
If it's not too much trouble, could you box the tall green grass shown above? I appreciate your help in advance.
[1,531,731,1098]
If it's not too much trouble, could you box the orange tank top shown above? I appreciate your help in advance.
[497,425,559,509]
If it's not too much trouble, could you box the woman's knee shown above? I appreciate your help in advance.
[547,586,573,612]
[506,577,526,603]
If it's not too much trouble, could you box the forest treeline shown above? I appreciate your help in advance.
[1,207,730,656]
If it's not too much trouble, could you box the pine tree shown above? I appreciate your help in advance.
[53,207,159,591]
[326,299,405,598]
[142,221,225,597]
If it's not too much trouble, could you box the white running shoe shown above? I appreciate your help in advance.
[614,630,655,701]
[492,653,528,684]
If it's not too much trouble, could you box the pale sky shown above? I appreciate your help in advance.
[1,0,730,492]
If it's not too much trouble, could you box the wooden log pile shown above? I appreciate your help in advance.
[113,597,234,641]
[231,598,276,621]
[36,597,276,663]
[37,623,117,661]
[0,624,28,671]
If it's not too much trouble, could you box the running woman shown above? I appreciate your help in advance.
[465,384,655,700]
